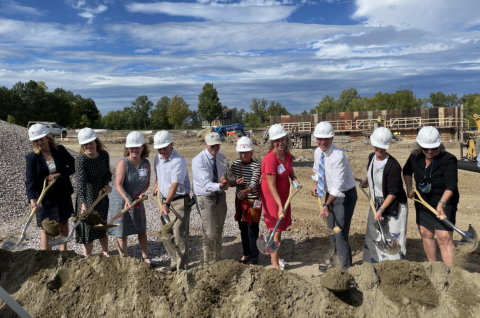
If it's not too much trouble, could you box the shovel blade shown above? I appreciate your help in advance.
[256,234,281,255]
[374,239,401,256]
[2,238,30,252]
[457,224,478,253]
[92,224,118,230]
[47,236,73,248]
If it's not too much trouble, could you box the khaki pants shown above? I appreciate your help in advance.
[197,192,227,264]
[161,196,191,271]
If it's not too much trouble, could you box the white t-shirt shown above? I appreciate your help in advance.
[46,159,57,174]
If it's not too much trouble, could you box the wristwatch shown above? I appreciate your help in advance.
[164,203,171,208]
[438,200,446,207]
[378,207,385,213]
[323,203,332,209]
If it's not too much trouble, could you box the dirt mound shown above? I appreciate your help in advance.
[1,250,480,318]
[41,218,60,237]
[73,210,106,227]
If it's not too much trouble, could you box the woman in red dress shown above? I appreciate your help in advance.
[260,124,301,270]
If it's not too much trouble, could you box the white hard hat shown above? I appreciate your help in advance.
[236,136,254,152]
[78,127,98,145]
[314,122,335,138]
[205,132,222,146]
[154,130,174,149]
[370,127,392,150]
[29,123,50,141]
[417,126,441,148]
[126,131,146,148]
[268,124,287,140]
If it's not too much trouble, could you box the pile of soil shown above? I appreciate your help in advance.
[72,210,106,227]
[157,222,174,239]
[1,250,480,318]
[320,268,353,292]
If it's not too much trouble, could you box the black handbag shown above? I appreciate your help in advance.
[371,158,399,217]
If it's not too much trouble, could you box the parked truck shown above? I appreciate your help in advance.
[27,121,67,138]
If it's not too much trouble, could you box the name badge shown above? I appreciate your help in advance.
[138,169,147,177]
[277,164,286,174]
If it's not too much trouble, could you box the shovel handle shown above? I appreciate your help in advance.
[354,178,377,216]
[85,188,112,214]
[109,195,149,225]
[409,189,445,220]
[29,178,58,217]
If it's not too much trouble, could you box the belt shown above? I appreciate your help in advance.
[162,195,187,203]
[327,187,356,196]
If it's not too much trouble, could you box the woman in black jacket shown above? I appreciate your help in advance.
[26,124,75,250]
[403,126,458,266]
[360,127,408,263]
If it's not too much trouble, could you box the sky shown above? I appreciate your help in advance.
[0,0,479,115]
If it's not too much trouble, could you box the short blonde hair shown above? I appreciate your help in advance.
[32,134,58,154]
[79,138,106,154]
[411,142,446,156]
[124,143,150,159]
[266,134,292,155]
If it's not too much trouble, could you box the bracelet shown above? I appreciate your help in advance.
[438,200,446,207]
[164,203,171,208]
[323,203,332,209]
[378,207,385,213]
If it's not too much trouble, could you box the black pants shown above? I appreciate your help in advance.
[238,209,260,265]
[326,187,357,270]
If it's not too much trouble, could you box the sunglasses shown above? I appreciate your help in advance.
[422,147,438,152]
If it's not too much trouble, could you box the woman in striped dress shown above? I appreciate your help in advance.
[230,137,262,266]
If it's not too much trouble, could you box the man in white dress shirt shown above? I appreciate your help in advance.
[152,131,191,272]
[192,132,229,264]
[311,122,358,272]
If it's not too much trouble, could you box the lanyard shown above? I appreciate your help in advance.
[424,159,434,179]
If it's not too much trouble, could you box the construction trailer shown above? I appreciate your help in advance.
[270,106,468,143]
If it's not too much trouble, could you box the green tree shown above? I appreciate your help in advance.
[131,95,153,130]
[244,111,259,128]
[236,108,245,124]
[250,97,268,127]
[337,88,360,112]
[80,114,91,128]
[150,96,171,129]
[445,93,460,107]
[198,83,223,123]
[266,101,290,116]
[429,92,446,108]
[7,115,16,124]
[168,95,190,128]
[311,95,337,114]
[188,110,201,128]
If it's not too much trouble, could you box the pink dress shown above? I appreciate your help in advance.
[260,151,292,232]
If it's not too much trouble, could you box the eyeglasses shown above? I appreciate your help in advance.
[422,147,438,152]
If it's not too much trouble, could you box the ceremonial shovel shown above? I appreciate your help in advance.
[409,188,478,252]
[152,192,174,237]
[257,180,302,255]
[2,178,57,252]
[93,195,148,230]
[311,193,341,235]
[47,188,111,247]
[355,178,401,256]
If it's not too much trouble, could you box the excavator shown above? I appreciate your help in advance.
[460,114,480,162]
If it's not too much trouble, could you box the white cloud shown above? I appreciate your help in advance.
[0,0,46,16]
[0,19,99,47]
[134,48,153,53]
[67,1,108,23]
[125,1,298,22]
[353,0,480,32]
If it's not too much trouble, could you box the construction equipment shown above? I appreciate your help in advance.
[2,178,57,252]
[460,114,480,161]
[257,181,302,255]
[214,123,246,138]
[262,125,312,149]
[409,189,478,253]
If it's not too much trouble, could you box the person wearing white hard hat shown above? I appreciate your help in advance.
[107,131,153,267]
[261,124,301,270]
[403,126,459,266]
[192,132,229,264]
[74,128,112,257]
[229,137,262,266]
[151,130,192,272]
[311,121,357,272]
[26,123,76,250]
[359,127,408,263]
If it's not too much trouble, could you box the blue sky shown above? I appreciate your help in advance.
[0,0,479,115]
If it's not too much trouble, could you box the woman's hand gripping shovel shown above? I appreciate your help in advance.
[93,195,148,230]
[257,179,302,255]
[409,188,478,252]
[311,193,341,236]
[354,178,401,255]
[152,191,174,239]
[2,177,57,251]
[46,188,112,248]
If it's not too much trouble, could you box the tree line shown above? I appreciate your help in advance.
[0,80,101,128]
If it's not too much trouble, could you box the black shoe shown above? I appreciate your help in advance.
[161,266,177,273]
[318,257,335,273]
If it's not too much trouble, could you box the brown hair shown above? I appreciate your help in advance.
[411,142,446,156]
[266,134,292,155]
[32,135,58,154]
[79,138,106,154]
[124,143,150,159]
